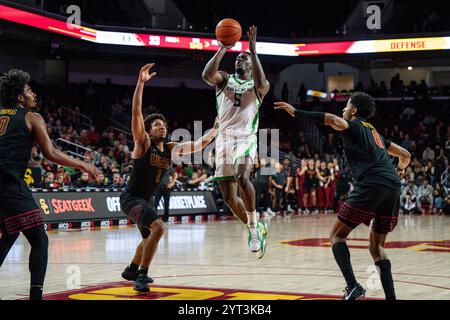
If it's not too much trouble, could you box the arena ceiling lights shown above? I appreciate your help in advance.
[1,4,450,57]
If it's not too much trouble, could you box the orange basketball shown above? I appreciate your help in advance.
[215,18,242,46]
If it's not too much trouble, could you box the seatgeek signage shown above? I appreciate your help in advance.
[33,191,217,222]
[1,4,450,56]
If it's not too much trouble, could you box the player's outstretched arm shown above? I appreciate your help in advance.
[274,101,349,131]
[169,119,218,156]
[28,112,101,179]
[387,142,411,177]
[248,26,270,97]
[202,43,230,87]
[132,64,156,148]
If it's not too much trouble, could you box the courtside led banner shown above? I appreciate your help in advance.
[1,4,450,56]
[32,190,218,222]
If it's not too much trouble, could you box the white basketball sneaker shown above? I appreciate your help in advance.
[247,225,261,252]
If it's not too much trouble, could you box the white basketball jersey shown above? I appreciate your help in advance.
[216,74,263,138]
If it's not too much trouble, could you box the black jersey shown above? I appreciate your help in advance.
[342,118,400,190]
[305,168,318,184]
[125,142,172,201]
[0,107,34,180]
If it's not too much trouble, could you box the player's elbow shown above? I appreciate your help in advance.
[327,115,346,131]
[201,72,215,86]
[404,149,411,160]
[401,149,411,164]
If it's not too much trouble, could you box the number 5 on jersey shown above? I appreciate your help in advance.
[233,93,242,107]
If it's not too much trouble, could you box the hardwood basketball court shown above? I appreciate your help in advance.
[1,214,449,300]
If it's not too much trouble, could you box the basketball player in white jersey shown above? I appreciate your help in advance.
[202,26,270,258]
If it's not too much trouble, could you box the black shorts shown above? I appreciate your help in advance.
[338,184,400,234]
[0,172,44,235]
[303,180,317,193]
[120,191,159,239]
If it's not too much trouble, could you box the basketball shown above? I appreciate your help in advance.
[215,18,242,46]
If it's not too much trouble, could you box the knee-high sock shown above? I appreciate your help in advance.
[332,242,357,288]
[375,259,396,300]
[23,225,49,300]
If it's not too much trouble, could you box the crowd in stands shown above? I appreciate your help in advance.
[26,75,450,216]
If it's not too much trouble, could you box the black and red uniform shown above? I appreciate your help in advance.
[338,118,400,234]
[120,142,171,238]
[0,107,43,235]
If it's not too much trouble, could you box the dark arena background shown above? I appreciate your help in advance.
[0,0,450,307]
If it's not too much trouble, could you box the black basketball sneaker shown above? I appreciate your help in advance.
[133,273,150,292]
[122,266,154,284]
[343,283,366,300]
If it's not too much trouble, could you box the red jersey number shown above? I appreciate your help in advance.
[371,130,385,149]
[0,116,10,136]
[155,169,162,183]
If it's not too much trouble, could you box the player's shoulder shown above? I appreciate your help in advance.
[345,117,366,130]
[26,111,43,118]
[25,111,45,124]
[359,119,376,130]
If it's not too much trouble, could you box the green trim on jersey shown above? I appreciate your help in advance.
[234,141,256,164]
[251,112,259,134]
[216,75,230,97]
[232,74,253,85]
[254,87,263,106]
[215,95,220,111]
[213,175,236,182]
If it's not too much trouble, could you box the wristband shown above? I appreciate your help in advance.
[294,109,326,124]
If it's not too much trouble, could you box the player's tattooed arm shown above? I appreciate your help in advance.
[387,142,411,176]
[28,112,101,179]
[202,44,229,87]
[132,64,156,155]
[248,26,270,98]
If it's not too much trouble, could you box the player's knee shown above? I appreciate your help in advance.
[368,240,383,258]
[151,219,165,238]
[32,226,49,246]
[329,232,346,245]
[33,231,49,251]
[236,174,249,186]
[39,230,49,249]
[329,234,339,245]
[222,193,235,205]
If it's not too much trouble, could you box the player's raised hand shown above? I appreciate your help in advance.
[248,25,257,53]
[218,41,235,50]
[274,101,296,117]
[139,63,157,83]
